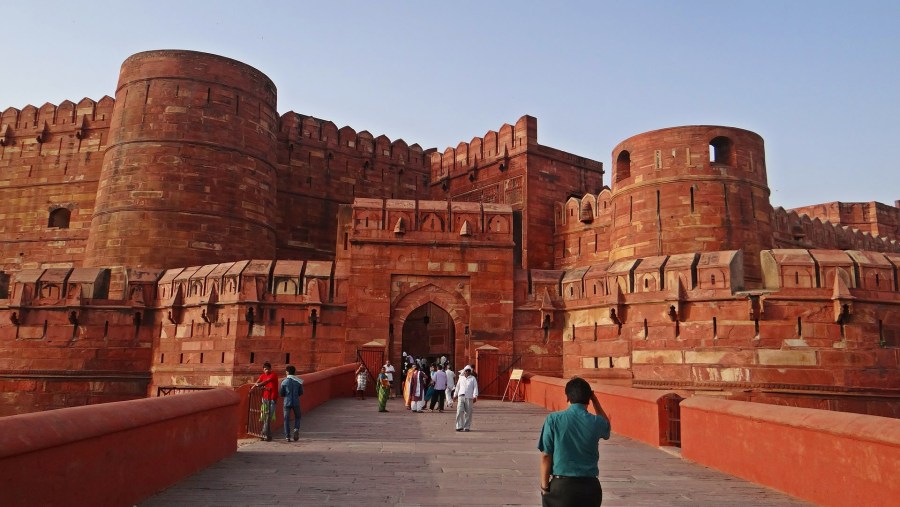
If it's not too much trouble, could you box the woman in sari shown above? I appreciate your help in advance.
[376,366,390,412]
[403,365,415,409]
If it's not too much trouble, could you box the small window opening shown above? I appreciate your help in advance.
[48,208,71,228]
[797,317,803,337]
[285,353,291,364]
[644,278,649,289]
[179,353,184,364]
[616,150,631,182]
[250,352,256,364]
[709,136,733,165]
[713,317,718,339]
[200,353,204,364]
[160,353,165,364]
[795,272,800,285]
[690,187,695,214]
[643,318,649,339]
[711,274,716,285]
[221,352,225,363]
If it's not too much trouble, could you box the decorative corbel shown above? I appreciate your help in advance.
[459,220,472,237]
[666,305,678,322]
[393,217,406,235]
[0,124,11,146]
[74,115,87,139]
[831,271,854,324]
[36,121,49,143]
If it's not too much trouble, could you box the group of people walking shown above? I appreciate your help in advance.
[354,355,479,432]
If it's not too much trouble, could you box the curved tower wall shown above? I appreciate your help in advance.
[84,50,279,269]
[608,126,773,284]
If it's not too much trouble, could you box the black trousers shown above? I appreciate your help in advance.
[429,390,446,411]
[542,476,602,507]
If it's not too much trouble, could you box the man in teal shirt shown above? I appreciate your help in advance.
[537,377,611,506]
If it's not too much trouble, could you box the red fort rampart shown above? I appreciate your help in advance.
[0,49,897,417]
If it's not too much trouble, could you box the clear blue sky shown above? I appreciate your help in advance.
[3,1,898,209]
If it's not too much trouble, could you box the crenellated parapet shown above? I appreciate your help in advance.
[773,206,900,253]
[791,201,900,240]
[429,115,535,185]
[0,96,114,149]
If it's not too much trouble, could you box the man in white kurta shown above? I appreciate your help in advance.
[444,364,456,408]
[453,366,478,431]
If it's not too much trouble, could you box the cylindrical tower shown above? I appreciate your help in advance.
[84,50,279,269]
[608,126,773,284]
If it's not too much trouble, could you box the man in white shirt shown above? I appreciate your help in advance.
[384,360,396,398]
[452,365,479,431]
[444,364,456,409]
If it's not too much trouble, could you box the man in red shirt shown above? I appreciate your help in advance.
[253,362,278,441]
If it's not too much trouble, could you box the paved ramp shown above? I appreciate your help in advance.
[143,399,808,506]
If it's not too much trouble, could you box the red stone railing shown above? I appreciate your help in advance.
[0,388,240,507]
[681,397,899,507]
[520,373,900,507]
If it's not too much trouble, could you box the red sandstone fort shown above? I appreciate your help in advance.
[0,50,897,417]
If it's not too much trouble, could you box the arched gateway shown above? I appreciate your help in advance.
[390,283,470,368]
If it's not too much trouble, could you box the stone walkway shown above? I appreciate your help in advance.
[142,398,810,506]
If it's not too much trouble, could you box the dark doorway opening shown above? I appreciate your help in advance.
[401,302,454,367]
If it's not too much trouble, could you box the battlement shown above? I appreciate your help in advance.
[789,201,900,242]
[0,97,114,140]
[279,111,432,167]
[428,115,537,183]
[773,207,900,253]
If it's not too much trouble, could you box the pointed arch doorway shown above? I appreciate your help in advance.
[401,302,454,366]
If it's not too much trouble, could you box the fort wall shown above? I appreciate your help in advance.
[429,115,603,270]
[0,98,112,274]
[274,112,431,260]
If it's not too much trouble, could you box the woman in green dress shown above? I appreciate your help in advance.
[376,366,390,412]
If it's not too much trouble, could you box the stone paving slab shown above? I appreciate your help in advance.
[142,398,810,506]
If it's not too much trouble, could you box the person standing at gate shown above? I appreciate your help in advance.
[376,366,391,412]
[429,362,448,412]
[537,377,611,507]
[279,365,304,442]
[444,364,456,409]
[408,364,428,413]
[453,365,478,431]
[354,364,368,400]
[252,362,278,441]
[384,360,396,398]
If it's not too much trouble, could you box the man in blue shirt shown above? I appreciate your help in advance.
[537,377,611,506]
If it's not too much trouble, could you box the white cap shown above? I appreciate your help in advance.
[463,365,473,372]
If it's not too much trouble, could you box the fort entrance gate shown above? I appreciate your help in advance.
[401,302,454,366]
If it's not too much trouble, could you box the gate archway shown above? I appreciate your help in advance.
[390,283,469,370]
[402,303,454,365]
